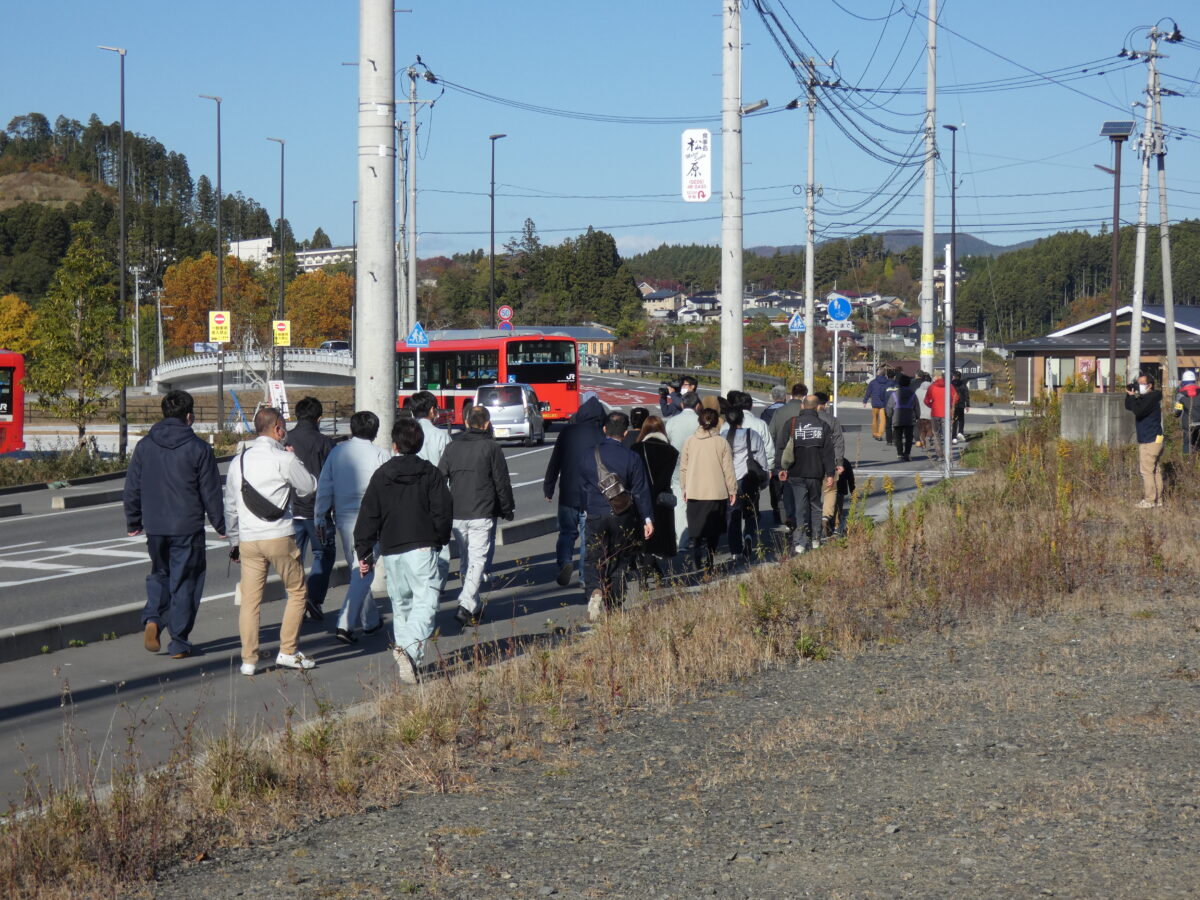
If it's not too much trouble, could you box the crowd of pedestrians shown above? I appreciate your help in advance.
[121,373,972,680]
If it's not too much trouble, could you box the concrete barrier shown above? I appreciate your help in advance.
[1061,392,1134,447]
[498,514,558,546]
[50,489,125,510]
[0,503,20,518]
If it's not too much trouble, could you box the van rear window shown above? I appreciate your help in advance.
[478,386,523,406]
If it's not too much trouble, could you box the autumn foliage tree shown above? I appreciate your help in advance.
[285,269,353,347]
[26,222,130,446]
[161,253,270,354]
[0,293,38,354]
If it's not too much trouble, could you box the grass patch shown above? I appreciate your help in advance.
[3,404,1198,898]
[0,447,127,488]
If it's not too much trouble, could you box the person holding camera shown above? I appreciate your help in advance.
[659,375,698,418]
[1126,374,1165,509]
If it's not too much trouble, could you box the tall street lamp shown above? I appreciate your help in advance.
[943,123,958,380]
[200,94,224,430]
[1098,120,1135,390]
[267,137,286,383]
[99,44,128,459]
[488,133,506,328]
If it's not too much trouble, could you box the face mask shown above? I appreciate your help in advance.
[1138,383,1150,395]
[681,385,693,394]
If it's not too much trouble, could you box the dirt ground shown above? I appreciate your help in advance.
[150,588,1200,899]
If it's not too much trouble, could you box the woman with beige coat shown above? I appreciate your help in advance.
[680,407,737,572]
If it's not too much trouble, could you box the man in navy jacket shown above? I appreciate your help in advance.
[123,390,225,658]
[543,392,606,586]
[577,411,654,620]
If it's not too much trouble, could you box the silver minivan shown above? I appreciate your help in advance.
[473,382,546,445]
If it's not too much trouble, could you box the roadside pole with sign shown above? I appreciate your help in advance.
[405,321,430,391]
[826,297,852,415]
[681,129,711,202]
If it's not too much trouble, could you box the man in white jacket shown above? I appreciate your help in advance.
[224,407,319,676]
[315,410,391,643]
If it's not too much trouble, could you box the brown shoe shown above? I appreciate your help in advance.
[143,621,160,653]
[171,650,191,659]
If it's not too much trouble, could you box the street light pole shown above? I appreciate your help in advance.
[1097,120,1134,391]
[99,45,128,458]
[943,124,958,383]
[267,137,286,385]
[200,94,224,430]
[488,133,506,328]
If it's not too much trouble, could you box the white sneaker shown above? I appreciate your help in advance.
[276,651,316,670]
[951,437,958,445]
[1135,499,1156,509]
[240,662,256,677]
[794,544,806,556]
[811,539,821,551]
[392,647,419,684]
[587,590,604,622]
[956,433,965,442]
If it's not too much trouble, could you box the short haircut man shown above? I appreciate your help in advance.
[681,375,698,390]
[791,383,808,398]
[125,387,224,659]
[681,391,702,411]
[409,391,436,419]
[295,396,322,422]
[770,385,787,403]
[161,389,194,421]
[605,411,630,438]
[393,417,424,455]
[254,406,284,436]
[466,405,492,430]
[351,410,381,441]
[802,395,821,410]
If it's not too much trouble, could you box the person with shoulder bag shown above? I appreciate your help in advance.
[720,405,769,560]
[632,415,679,571]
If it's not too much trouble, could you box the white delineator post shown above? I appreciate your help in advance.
[720,0,744,396]
[357,0,397,449]
[919,0,937,375]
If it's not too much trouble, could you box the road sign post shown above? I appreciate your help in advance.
[788,312,806,334]
[405,322,430,392]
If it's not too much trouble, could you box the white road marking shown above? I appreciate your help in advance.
[0,541,44,556]
[505,446,552,459]
[0,538,228,587]
[0,559,85,572]
[511,479,543,488]
[0,502,123,522]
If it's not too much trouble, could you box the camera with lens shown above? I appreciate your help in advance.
[1127,382,1138,392]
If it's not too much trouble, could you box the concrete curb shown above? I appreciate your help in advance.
[0,503,20,518]
[51,488,125,510]
[0,562,353,665]
[497,515,558,546]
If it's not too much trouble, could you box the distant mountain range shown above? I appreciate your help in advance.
[748,230,1040,259]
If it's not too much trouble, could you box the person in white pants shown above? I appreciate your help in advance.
[437,406,515,628]
[315,410,390,643]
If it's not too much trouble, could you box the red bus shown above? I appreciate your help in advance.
[0,351,25,454]
[396,331,579,426]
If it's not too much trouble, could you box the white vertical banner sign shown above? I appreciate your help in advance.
[681,129,711,202]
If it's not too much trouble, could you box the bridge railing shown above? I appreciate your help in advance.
[153,348,354,378]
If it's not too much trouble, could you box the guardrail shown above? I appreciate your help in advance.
[154,347,353,377]
[620,364,786,389]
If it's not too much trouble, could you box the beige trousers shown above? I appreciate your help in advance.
[238,535,307,665]
[1138,440,1164,503]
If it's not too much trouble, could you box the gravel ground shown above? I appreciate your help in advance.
[150,592,1200,899]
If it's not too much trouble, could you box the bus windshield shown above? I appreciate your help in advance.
[505,340,576,385]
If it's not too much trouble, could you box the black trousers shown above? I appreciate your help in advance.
[893,424,914,458]
[952,405,966,438]
[686,499,727,569]
[787,478,823,545]
[583,511,641,605]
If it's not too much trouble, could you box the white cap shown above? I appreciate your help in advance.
[1183,370,1196,383]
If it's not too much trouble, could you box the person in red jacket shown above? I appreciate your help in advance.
[923,371,959,463]
[1174,370,1200,455]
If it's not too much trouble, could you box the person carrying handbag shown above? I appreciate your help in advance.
[720,406,769,560]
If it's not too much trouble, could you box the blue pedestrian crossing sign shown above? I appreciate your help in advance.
[827,296,852,321]
[405,321,430,347]
[788,312,806,333]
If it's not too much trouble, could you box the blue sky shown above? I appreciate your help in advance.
[4,1,1199,261]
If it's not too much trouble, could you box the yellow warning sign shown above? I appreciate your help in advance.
[920,333,935,354]
[209,310,231,343]
[272,320,291,347]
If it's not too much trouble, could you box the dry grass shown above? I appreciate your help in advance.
[3,404,1199,898]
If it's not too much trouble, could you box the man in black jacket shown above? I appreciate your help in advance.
[355,418,452,684]
[123,390,225,659]
[439,406,515,627]
[543,392,606,586]
[776,396,835,555]
[287,396,336,621]
[578,411,654,621]
[1126,374,1165,508]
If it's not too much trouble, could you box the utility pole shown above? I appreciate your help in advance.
[792,58,833,391]
[356,0,397,447]
[1127,22,1185,389]
[200,94,224,431]
[267,137,286,384]
[720,0,744,395]
[407,68,419,335]
[396,118,408,337]
[1127,35,1157,380]
[919,0,937,375]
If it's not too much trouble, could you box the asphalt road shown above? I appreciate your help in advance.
[0,372,1018,806]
